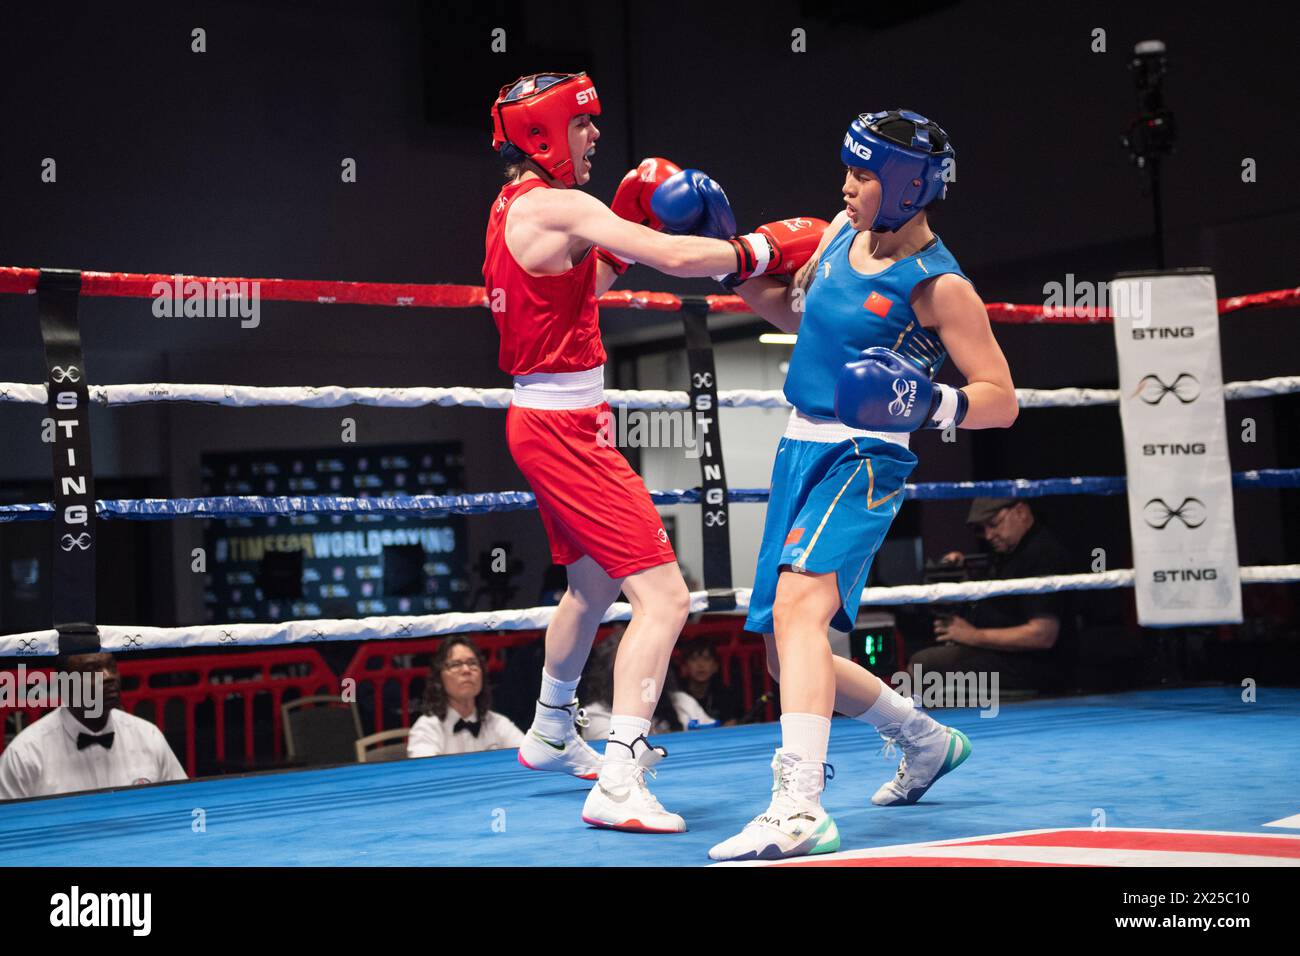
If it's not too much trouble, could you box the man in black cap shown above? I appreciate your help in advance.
[912,497,1074,691]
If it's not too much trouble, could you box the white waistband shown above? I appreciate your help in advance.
[512,366,606,409]
[783,408,909,448]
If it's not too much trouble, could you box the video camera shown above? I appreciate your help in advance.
[922,552,994,625]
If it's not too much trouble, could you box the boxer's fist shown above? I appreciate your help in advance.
[835,347,968,432]
[715,217,826,290]
[599,157,684,274]
[650,169,738,239]
[610,157,682,230]
[755,217,829,276]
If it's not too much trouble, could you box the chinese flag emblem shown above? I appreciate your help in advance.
[864,291,893,317]
[784,527,805,546]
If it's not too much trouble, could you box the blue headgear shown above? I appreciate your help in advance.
[840,109,954,233]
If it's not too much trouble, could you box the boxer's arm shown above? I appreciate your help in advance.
[595,157,684,294]
[733,275,799,332]
[734,211,846,333]
[594,257,621,296]
[913,274,1018,429]
[546,189,738,278]
[948,616,1059,651]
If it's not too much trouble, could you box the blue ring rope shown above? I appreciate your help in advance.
[0,469,1295,522]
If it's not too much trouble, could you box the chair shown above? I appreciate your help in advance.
[281,695,363,766]
[355,728,411,763]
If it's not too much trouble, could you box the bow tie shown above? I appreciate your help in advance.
[453,718,481,738]
[77,731,115,751]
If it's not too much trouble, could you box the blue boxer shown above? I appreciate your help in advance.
[745,218,969,634]
[745,416,916,633]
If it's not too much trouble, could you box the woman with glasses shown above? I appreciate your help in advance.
[407,637,525,758]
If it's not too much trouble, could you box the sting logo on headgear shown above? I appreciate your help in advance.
[841,109,954,233]
[491,72,600,187]
[843,134,872,162]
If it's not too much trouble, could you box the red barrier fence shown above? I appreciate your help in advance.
[344,628,549,735]
[1,618,782,775]
[118,650,340,776]
[0,650,339,776]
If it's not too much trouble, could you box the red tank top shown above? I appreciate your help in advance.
[482,178,606,375]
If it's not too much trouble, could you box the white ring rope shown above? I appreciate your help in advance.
[3,565,1296,656]
[0,376,1297,410]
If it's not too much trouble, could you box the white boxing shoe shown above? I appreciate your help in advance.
[708,749,840,862]
[581,741,685,833]
[871,702,971,806]
[517,700,603,780]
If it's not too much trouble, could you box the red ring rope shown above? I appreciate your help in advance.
[0,266,1294,323]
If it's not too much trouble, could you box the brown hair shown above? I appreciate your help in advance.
[421,636,492,719]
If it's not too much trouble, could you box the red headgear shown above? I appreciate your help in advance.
[491,72,600,186]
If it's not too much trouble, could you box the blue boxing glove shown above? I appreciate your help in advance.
[835,347,969,432]
[650,169,779,289]
[650,169,738,238]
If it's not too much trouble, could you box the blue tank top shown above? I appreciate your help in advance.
[784,223,971,418]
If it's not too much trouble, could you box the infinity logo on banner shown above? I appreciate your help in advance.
[1111,271,1241,625]
[1135,372,1200,404]
[1143,496,1208,529]
[51,365,82,383]
[61,532,93,551]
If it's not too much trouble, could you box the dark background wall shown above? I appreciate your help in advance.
[0,0,1295,629]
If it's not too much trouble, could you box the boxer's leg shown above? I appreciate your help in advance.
[518,555,617,780]
[762,629,899,718]
[761,622,972,808]
[581,560,691,833]
[610,561,690,723]
[709,569,843,861]
[544,554,623,681]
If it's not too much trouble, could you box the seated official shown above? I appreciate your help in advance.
[0,653,186,800]
[911,497,1074,691]
[677,638,744,726]
[407,637,525,757]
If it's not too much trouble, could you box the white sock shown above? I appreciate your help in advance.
[857,682,917,729]
[605,715,652,764]
[532,670,580,737]
[780,713,830,764]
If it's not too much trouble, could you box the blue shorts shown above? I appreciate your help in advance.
[745,433,917,634]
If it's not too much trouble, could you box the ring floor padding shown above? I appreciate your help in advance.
[1,688,1295,866]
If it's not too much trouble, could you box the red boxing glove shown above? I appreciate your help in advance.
[598,157,683,275]
[755,217,829,276]
[720,217,830,288]
[610,157,683,229]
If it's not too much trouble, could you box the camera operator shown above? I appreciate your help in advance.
[913,497,1074,691]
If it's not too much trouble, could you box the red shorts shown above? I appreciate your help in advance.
[506,402,677,578]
